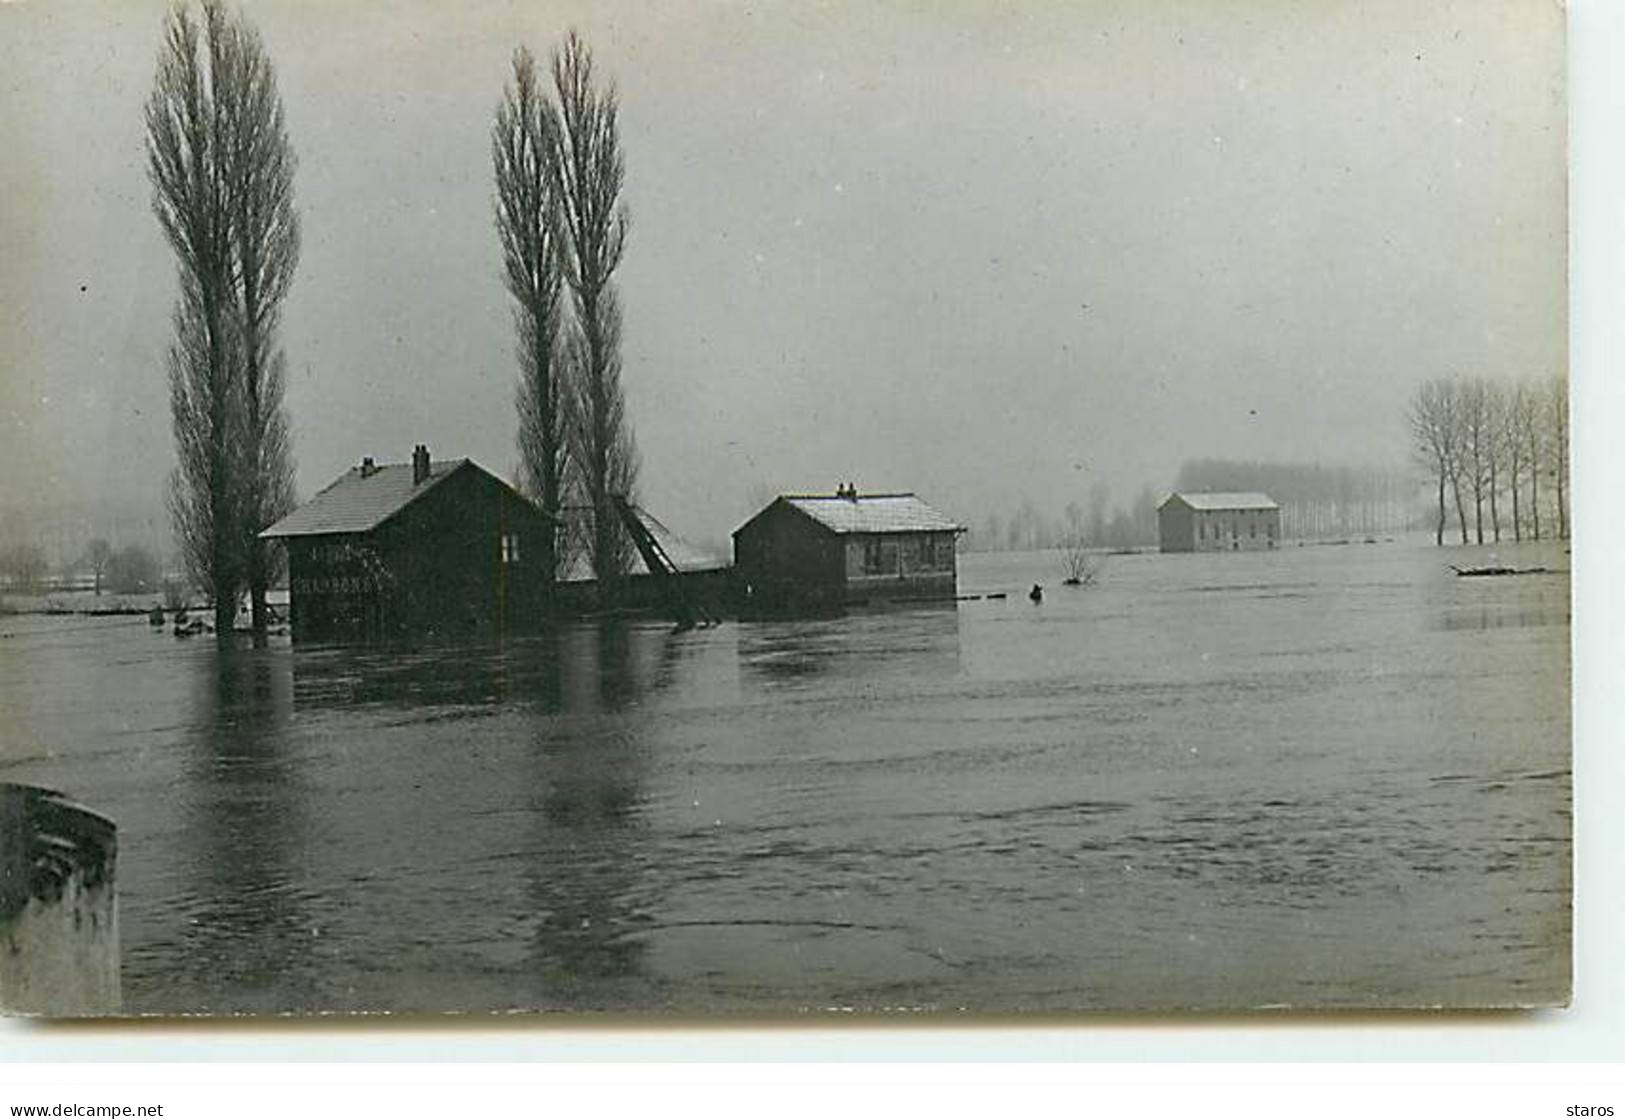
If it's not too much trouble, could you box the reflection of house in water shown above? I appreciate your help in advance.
[737,605,962,690]
[287,621,688,715]
[280,621,694,1008]
[515,624,690,1001]
[733,487,965,612]
[260,446,555,641]
[1157,492,1281,553]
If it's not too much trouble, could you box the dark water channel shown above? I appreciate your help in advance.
[0,539,1570,1013]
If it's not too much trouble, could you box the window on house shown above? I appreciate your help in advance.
[501,533,520,563]
[864,538,885,575]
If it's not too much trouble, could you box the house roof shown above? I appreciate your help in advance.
[1160,491,1280,512]
[259,459,480,538]
[765,493,964,536]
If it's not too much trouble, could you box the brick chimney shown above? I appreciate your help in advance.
[359,456,377,477]
[412,444,430,485]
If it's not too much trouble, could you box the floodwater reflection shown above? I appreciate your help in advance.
[2,540,1569,1013]
[736,604,962,690]
[170,646,321,1011]
[1431,604,1570,632]
[519,624,680,998]
[287,623,692,717]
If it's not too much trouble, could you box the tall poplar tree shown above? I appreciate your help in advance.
[147,0,298,641]
[494,46,570,588]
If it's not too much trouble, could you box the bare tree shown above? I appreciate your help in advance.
[1503,381,1531,541]
[221,8,300,640]
[495,46,570,587]
[162,276,240,623]
[1409,379,1460,546]
[1058,532,1101,586]
[1458,378,1492,544]
[148,2,241,636]
[84,538,113,596]
[147,0,298,640]
[1549,372,1569,540]
[549,31,636,592]
[1521,376,1546,541]
[1483,380,1505,542]
[562,309,640,581]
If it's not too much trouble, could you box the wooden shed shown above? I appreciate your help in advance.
[1157,492,1281,553]
[260,446,556,640]
[733,488,964,612]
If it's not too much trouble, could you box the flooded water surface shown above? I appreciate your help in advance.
[0,539,1570,1013]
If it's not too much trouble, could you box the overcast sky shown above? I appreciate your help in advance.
[0,0,1565,546]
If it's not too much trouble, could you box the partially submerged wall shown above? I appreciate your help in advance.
[0,784,119,1016]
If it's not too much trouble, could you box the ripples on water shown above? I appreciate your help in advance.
[0,538,1570,1013]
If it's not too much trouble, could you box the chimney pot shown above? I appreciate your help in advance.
[412,444,431,485]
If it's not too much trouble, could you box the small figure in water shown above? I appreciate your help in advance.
[1029,583,1043,603]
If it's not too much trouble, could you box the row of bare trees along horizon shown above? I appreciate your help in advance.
[1409,374,1569,547]
[962,460,1416,557]
[146,0,635,642]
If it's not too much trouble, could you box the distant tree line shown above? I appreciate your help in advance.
[0,543,49,593]
[0,538,161,596]
[1173,459,1415,540]
[1409,374,1568,546]
[966,485,1159,553]
[963,456,1426,556]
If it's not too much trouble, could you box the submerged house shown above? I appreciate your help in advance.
[1157,491,1281,553]
[733,487,964,611]
[260,446,555,640]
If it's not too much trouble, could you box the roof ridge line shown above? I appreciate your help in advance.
[783,491,918,499]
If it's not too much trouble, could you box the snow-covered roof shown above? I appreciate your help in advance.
[260,459,492,538]
[1160,491,1280,512]
[771,493,963,535]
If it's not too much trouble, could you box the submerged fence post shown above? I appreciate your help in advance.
[0,784,120,1016]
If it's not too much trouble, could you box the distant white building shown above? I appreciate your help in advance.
[1157,492,1281,553]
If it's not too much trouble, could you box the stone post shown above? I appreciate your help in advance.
[0,784,120,1016]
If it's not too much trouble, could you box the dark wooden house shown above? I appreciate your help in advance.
[733,488,964,611]
[260,446,555,640]
[1157,491,1281,553]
